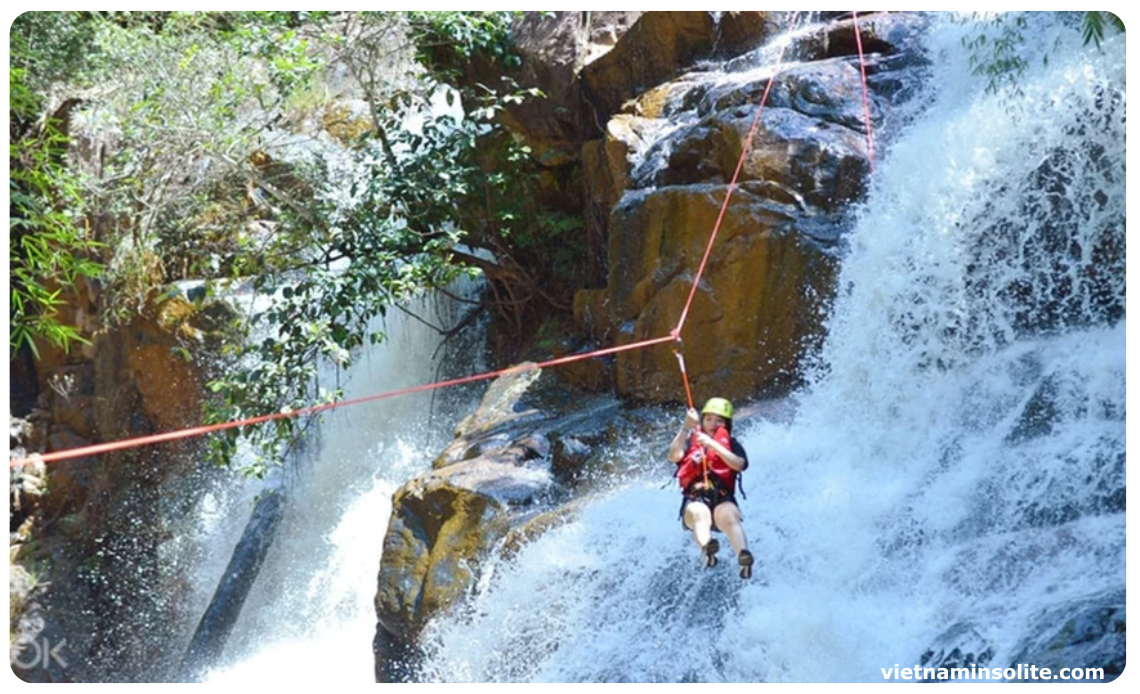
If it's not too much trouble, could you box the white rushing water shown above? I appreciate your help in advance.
[187,12,1124,684]
[197,281,485,684]
[414,13,1125,682]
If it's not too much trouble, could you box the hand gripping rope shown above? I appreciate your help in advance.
[673,345,710,491]
[11,10,879,470]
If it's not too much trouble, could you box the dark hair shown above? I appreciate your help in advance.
[703,412,732,435]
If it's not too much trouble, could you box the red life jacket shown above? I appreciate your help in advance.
[677,425,737,494]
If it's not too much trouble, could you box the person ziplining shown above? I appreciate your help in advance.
[668,397,754,579]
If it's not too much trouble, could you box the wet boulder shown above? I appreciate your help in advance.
[793,11,931,65]
[373,368,639,681]
[375,474,515,641]
[581,12,776,124]
[374,366,560,681]
[1008,590,1125,682]
[432,364,548,468]
[918,622,997,679]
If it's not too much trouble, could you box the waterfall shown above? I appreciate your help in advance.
[191,280,486,683]
[414,13,1125,682]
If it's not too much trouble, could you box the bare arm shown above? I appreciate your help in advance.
[667,408,701,463]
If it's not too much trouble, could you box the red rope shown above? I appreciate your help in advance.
[852,11,876,172]
[672,349,695,411]
[9,333,676,467]
[673,11,801,337]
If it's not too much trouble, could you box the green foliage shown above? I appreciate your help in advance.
[200,12,533,473]
[9,14,105,358]
[961,13,1030,95]
[961,12,1125,95]
[220,12,330,93]
[406,11,521,77]
[1081,12,1125,49]
[9,11,98,97]
[78,13,335,323]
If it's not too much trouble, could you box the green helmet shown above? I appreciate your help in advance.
[701,397,734,420]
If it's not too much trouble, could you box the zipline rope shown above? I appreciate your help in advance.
[672,11,801,336]
[672,347,711,489]
[11,10,877,471]
[672,348,696,412]
[9,334,676,467]
[852,11,877,171]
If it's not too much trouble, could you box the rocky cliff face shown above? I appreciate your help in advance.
[499,11,930,402]
[10,283,235,682]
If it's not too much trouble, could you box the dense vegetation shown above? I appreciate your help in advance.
[10,12,105,357]
[10,11,584,473]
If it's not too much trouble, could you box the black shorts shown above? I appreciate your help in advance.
[678,485,739,531]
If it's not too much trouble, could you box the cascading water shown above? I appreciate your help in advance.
[190,281,486,683]
[415,14,1125,682]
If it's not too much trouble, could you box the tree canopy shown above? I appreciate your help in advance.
[9,11,569,472]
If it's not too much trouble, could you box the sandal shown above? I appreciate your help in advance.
[702,538,719,568]
[738,549,754,579]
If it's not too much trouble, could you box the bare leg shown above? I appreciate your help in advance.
[683,500,713,549]
[715,502,753,578]
[713,502,748,556]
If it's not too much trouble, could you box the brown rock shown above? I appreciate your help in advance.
[627,78,703,119]
[582,12,719,121]
[90,295,206,451]
[581,12,774,124]
[453,364,543,439]
[599,185,837,402]
[584,11,643,56]
[554,352,611,393]
[44,427,96,511]
[375,453,554,639]
[433,365,544,468]
[582,119,638,213]
[496,12,642,166]
[715,12,778,58]
[798,12,923,61]
[126,331,202,436]
[375,368,570,680]
[577,113,662,329]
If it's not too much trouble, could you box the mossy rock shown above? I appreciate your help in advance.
[375,477,512,639]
